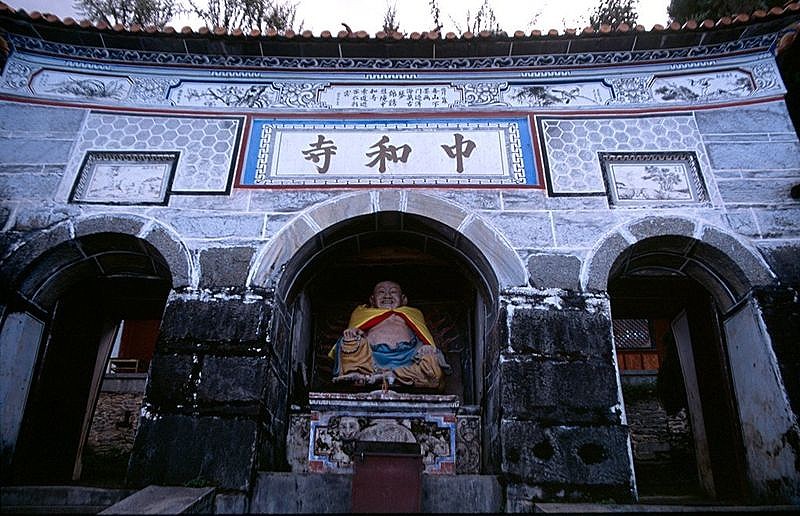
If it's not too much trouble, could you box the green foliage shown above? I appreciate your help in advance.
[667,0,787,23]
[73,0,180,28]
[589,0,639,29]
[188,0,300,32]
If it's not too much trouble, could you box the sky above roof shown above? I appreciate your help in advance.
[6,0,672,34]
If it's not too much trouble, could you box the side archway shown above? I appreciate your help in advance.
[585,216,797,503]
[0,226,176,485]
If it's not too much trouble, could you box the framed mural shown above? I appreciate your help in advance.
[598,151,709,207]
[70,151,178,205]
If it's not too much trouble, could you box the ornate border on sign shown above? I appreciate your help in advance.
[598,151,709,208]
[7,33,781,70]
[242,117,537,187]
[69,151,178,205]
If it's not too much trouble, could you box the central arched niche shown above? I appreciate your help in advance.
[277,210,500,407]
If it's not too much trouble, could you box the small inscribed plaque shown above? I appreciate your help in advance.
[599,151,709,207]
[70,151,178,205]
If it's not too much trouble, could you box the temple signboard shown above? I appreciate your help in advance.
[240,117,539,187]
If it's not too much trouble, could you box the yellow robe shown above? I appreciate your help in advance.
[329,305,444,389]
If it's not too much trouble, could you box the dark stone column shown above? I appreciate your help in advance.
[127,287,279,492]
[498,289,635,510]
[753,286,800,423]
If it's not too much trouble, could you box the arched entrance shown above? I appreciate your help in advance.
[1,232,172,485]
[261,208,507,474]
[603,232,797,502]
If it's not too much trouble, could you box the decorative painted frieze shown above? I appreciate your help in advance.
[0,49,784,113]
[306,392,461,475]
[240,117,537,187]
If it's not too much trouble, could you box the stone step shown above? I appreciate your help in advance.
[0,485,134,514]
[249,472,503,513]
[99,485,215,514]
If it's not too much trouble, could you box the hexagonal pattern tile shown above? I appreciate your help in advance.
[68,112,243,193]
[540,115,705,194]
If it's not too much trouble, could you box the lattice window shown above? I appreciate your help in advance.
[613,319,654,349]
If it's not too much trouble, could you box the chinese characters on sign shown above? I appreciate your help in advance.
[302,133,478,174]
[243,118,535,187]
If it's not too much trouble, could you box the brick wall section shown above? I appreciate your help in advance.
[621,382,699,496]
[86,392,144,456]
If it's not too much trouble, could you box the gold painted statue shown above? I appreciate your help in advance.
[329,280,450,389]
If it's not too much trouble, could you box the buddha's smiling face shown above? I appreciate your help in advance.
[370,281,407,309]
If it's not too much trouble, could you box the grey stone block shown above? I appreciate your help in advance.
[168,191,250,211]
[0,486,134,513]
[197,355,268,403]
[265,213,294,238]
[100,486,215,514]
[432,190,502,210]
[155,210,265,239]
[0,138,75,164]
[0,171,61,200]
[753,208,800,239]
[552,210,622,248]
[716,178,799,205]
[0,224,72,292]
[700,226,775,288]
[501,420,633,486]
[695,102,797,135]
[0,103,85,134]
[528,253,582,289]
[758,243,800,286]
[250,472,352,513]
[142,225,190,288]
[73,214,146,238]
[128,414,258,490]
[422,475,503,513]
[147,354,196,406]
[501,358,619,418]
[198,246,255,288]
[249,190,341,212]
[482,211,553,248]
[584,231,630,291]
[405,191,468,229]
[725,209,760,237]
[706,142,800,170]
[159,293,271,344]
[214,492,249,514]
[460,216,528,288]
[627,216,695,241]
[308,192,372,229]
[507,300,614,359]
[502,190,609,211]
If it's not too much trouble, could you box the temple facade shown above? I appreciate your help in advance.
[1,1,799,512]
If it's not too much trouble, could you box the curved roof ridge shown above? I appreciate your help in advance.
[1,0,799,40]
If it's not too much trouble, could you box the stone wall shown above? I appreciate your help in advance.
[499,289,635,508]
[621,378,699,497]
[86,392,144,456]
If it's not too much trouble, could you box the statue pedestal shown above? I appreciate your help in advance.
[299,391,472,475]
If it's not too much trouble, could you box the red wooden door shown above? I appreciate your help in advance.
[351,442,423,513]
